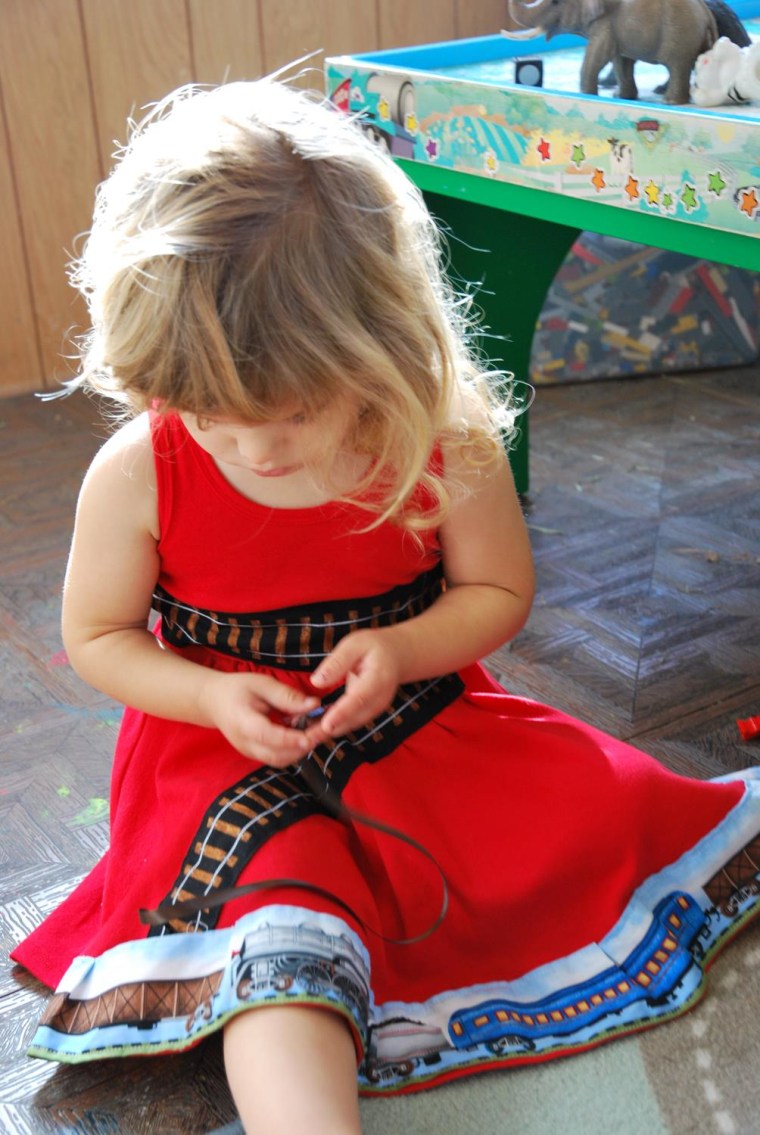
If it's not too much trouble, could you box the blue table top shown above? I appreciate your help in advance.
[433,19,760,120]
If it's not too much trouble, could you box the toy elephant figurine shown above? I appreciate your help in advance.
[504,0,718,103]
[691,36,760,105]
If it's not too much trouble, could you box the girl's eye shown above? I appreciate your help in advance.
[289,413,308,425]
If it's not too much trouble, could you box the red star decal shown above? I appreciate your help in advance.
[537,137,551,161]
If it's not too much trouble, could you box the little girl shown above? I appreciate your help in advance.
[12,80,760,1135]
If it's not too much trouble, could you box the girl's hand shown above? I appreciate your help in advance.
[198,671,324,767]
[311,629,403,738]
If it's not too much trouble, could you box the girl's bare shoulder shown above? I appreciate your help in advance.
[80,413,158,533]
[86,413,154,480]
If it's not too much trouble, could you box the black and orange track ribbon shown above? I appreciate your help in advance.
[140,758,448,946]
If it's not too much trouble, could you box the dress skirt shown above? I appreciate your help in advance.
[12,412,760,1092]
[11,600,760,1092]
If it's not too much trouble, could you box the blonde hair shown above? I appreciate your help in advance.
[68,79,518,528]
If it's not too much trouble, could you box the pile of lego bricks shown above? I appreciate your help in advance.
[530,231,760,384]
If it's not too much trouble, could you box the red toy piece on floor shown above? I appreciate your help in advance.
[737,716,760,741]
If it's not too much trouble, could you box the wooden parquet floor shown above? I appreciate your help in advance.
[1,365,759,1133]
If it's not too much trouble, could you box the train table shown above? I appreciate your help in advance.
[326,1,760,491]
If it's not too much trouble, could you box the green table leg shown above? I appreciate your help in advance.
[422,190,580,494]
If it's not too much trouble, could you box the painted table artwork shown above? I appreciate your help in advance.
[326,2,760,489]
[430,35,760,242]
[326,13,760,254]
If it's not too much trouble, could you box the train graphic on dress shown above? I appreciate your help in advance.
[362,838,760,1082]
[447,891,704,1054]
[362,890,708,1081]
[234,921,370,1027]
[40,921,370,1041]
[39,834,760,1079]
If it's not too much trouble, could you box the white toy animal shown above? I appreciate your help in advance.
[691,36,760,105]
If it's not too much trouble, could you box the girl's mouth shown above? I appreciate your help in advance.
[250,465,300,478]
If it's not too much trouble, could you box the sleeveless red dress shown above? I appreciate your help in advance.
[12,412,760,1090]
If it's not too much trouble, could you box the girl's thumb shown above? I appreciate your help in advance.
[311,655,344,689]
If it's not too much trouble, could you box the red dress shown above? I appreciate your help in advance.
[12,412,760,1089]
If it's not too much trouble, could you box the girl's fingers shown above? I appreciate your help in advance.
[321,675,389,738]
[248,722,313,765]
[256,675,321,715]
[230,679,320,763]
[310,637,363,690]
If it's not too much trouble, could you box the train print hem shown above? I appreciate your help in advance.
[28,907,371,1065]
[25,776,760,1093]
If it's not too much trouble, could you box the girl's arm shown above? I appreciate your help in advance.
[62,414,320,765]
[311,441,535,737]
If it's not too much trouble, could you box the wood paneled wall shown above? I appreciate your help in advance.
[0,0,506,396]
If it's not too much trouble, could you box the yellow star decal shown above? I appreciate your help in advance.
[644,180,660,206]
[484,151,498,175]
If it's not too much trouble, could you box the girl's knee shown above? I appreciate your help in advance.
[223,1005,362,1135]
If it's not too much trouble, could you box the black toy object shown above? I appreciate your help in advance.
[707,0,751,45]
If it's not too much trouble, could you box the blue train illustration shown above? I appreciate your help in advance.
[448,892,706,1054]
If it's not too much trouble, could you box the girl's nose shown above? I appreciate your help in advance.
[237,430,278,468]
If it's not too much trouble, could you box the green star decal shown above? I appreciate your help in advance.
[707,170,727,196]
[662,192,674,210]
[571,143,586,167]
[681,183,698,210]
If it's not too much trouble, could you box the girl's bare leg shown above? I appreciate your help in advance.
[223,1005,362,1135]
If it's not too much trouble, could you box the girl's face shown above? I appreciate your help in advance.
[179,402,363,505]
[182,410,318,479]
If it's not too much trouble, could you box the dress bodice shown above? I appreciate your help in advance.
[151,412,441,613]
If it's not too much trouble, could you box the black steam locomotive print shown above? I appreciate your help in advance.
[234,921,370,1029]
